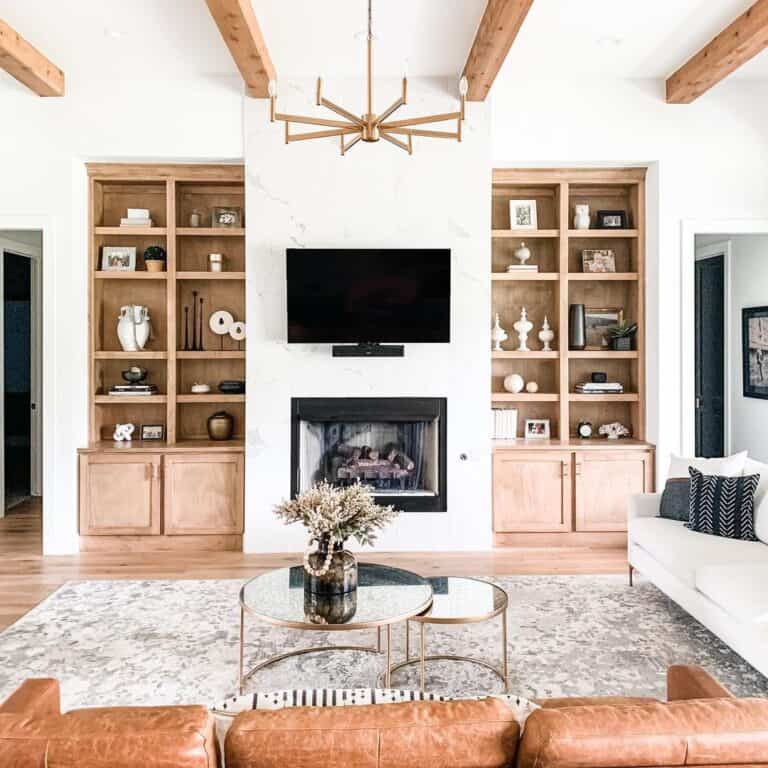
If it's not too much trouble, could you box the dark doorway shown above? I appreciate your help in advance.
[695,254,725,457]
[4,252,32,509]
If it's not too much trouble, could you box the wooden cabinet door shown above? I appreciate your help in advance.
[493,451,572,533]
[574,451,652,532]
[79,453,161,535]
[163,453,244,535]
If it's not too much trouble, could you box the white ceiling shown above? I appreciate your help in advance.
[0,0,766,87]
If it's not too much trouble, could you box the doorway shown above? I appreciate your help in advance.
[694,250,726,457]
[0,231,42,519]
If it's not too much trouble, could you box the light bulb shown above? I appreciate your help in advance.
[459,76,468,96]
[268,80,277,98]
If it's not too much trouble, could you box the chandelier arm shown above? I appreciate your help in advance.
[287,127,362,143]
[385,127,460,140]
[275,113,358,130]
[341,134,363,156]
[380,111,461,129]
[367,0,373,115]
[380,132,412,154]
[375,97,406,125]
[319,98,364,126]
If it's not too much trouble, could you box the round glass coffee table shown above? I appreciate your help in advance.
[388,576,509,692]
[239,563,433,694]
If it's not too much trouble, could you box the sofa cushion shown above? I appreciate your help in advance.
[225,698,519,768]
[517,698,768,768]
[659,477,690,521]
[696,563,768,624]
[0,706,217,768]
[667,451,747,479]
[629,516,768,588]
[687,467,760,541]
[745,458,768,544]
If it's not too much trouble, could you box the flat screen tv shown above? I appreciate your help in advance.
[287,249,451,344]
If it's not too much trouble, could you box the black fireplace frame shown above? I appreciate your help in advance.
[291,397,447,513]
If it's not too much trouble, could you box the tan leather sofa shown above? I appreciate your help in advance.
[1,666,767,767]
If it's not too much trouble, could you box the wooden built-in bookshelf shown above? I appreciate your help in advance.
[79,163,245,552]
[491,168,654,547]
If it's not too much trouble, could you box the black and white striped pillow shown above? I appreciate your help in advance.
[687,467,760,541]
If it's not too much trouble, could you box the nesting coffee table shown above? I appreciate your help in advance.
[239,566,509,694]
[239,562,433,694]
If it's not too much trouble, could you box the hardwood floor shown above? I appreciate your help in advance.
[0,498,627,631]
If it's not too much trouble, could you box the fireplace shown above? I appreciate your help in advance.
[291,398,447,512]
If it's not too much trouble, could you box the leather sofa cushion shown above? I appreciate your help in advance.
[539,696,655,709]
[226,697,519,768]
[0,706,217,768]
[518,698,768,768]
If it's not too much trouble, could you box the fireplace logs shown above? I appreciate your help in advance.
[333,443,414,489]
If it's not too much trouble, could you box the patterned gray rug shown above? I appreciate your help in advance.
[0,575,765,710]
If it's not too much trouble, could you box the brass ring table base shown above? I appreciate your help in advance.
[384,654,508,691]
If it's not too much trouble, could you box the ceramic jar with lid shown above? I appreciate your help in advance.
[207,411,234,440]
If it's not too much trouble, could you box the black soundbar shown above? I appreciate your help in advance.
[332,343,405,358]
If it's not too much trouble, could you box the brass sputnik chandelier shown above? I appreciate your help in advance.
[268,0,467,155]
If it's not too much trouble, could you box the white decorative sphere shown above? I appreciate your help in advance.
[503,374,525,393]
[525,381,539,393]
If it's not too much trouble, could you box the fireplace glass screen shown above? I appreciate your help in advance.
[298,420,439,498]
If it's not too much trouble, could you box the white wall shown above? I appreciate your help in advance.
[0,75,243,554]
[726,235,768,461]
[491,77,768,481]
[243,78,492,552]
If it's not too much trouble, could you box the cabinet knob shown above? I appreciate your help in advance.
[561,460,569,478]
[575,462,582,476]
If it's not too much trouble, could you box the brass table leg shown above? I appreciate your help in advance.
[385,624,392,687]
[405,619,410,663]
[377,626,382,652]
[239,605,245,695]
[501,607,509,693]
[419,622,425,692]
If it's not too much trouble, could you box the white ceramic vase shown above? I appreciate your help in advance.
[117,305,151,352]
[513,307,533,352]
[574,204,590,230]
[491,313,508,352]
[538,315,555,352]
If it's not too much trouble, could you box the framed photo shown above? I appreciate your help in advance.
[595,210,627,229]
[212,206,243,228]
[101,246,136,272]
[585,307,624,349]
[743,306,768,399]
[508,200,538,230]
[582,249,616,273]
[524,418,550,439]
[140,424,165,441]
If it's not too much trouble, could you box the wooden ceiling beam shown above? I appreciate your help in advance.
[666,0,768,104]
[0,19,64,96]
[205,0,276,98]
[462,0,534,102]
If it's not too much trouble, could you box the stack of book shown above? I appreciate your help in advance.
[120,208,153,227]
[109,384,159,396]
[492,408,517,439]
[505,264,539,273]
[574,381,624,394]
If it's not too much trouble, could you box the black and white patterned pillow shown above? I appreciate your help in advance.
[687,467,760,541]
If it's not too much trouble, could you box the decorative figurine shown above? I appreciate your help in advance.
[503,373,525,394]
[599,422,630,440]
[491,313,508,352]
[191,382,211,394]
[113,423,135,442]
[525,381,539,393]
[513,307,534,352]
[538,315,554,352]
[514,241,531,266]
[574,204,590,230]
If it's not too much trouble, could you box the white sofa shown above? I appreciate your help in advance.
[628,493,768,678]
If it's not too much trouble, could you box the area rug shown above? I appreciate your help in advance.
[0,575,765,710]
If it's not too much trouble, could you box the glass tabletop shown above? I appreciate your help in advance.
[414,577,507,623]
[240,562,433,629]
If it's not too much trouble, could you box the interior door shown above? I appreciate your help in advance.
[695,254,725,457]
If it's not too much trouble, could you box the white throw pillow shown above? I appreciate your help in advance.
[667,451,748,480]
[745,458,768,545]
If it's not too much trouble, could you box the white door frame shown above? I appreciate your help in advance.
[0,234,43,513]
[694,239,732,456]
[681,220,768,456]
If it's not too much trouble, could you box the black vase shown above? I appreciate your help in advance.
[305,538,358,596]
[569,304,586,350]
[304,588,358,625]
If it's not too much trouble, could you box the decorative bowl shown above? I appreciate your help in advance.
[121,366,148,384]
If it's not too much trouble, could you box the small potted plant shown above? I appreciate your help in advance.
[275,481,399,598]
[143,245,167,273]
[607,321,637,351]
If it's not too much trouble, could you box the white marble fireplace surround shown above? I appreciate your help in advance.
[244,78,491,552]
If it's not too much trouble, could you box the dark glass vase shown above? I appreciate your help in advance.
[305,538,358,596]
[304,588,358,625]
[569,304,586,350]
